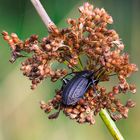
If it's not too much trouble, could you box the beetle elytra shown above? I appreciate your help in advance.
[61,70,99,105]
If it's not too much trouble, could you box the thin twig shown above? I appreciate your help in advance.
[31,0,55,30]
[30,1,125,140]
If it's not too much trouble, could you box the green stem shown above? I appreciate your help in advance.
[78,56,83,71]
[99,109,125,140]
[30,1,125,140]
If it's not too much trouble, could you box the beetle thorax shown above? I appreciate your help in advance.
[80,70,94,78]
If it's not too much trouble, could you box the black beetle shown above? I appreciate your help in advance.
[61,70,99,105]
[48,68,115,119]
[48,68,106,119]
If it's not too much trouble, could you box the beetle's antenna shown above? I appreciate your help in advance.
[94,66,104,74]
[96,71,117,83]
[93,66,104,78]
[95,69,106,82]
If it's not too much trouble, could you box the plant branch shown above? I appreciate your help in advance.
[30,1,125,140]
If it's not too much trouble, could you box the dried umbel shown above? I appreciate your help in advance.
[2,2,138,124]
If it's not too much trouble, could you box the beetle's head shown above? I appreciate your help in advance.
[81,70,94,77]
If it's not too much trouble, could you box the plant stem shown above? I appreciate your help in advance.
[99,109,125,140]
[31,0,55,30]
[30,1,125,140]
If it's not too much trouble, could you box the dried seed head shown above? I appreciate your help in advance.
[2,2,137,125]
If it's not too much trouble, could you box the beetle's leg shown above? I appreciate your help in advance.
[91,79,99,94]
[61,72,79,90]
[62,78,70,85]
[61,78,69,90]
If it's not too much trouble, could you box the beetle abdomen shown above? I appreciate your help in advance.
[62,76,90,105]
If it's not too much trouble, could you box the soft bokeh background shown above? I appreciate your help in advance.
[0,0,140,140]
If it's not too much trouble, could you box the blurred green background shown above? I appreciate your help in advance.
[0,0,140,140]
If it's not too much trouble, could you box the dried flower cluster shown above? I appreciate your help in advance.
[2,2,138,124]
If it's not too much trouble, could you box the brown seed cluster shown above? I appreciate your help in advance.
[2,2,138,124]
